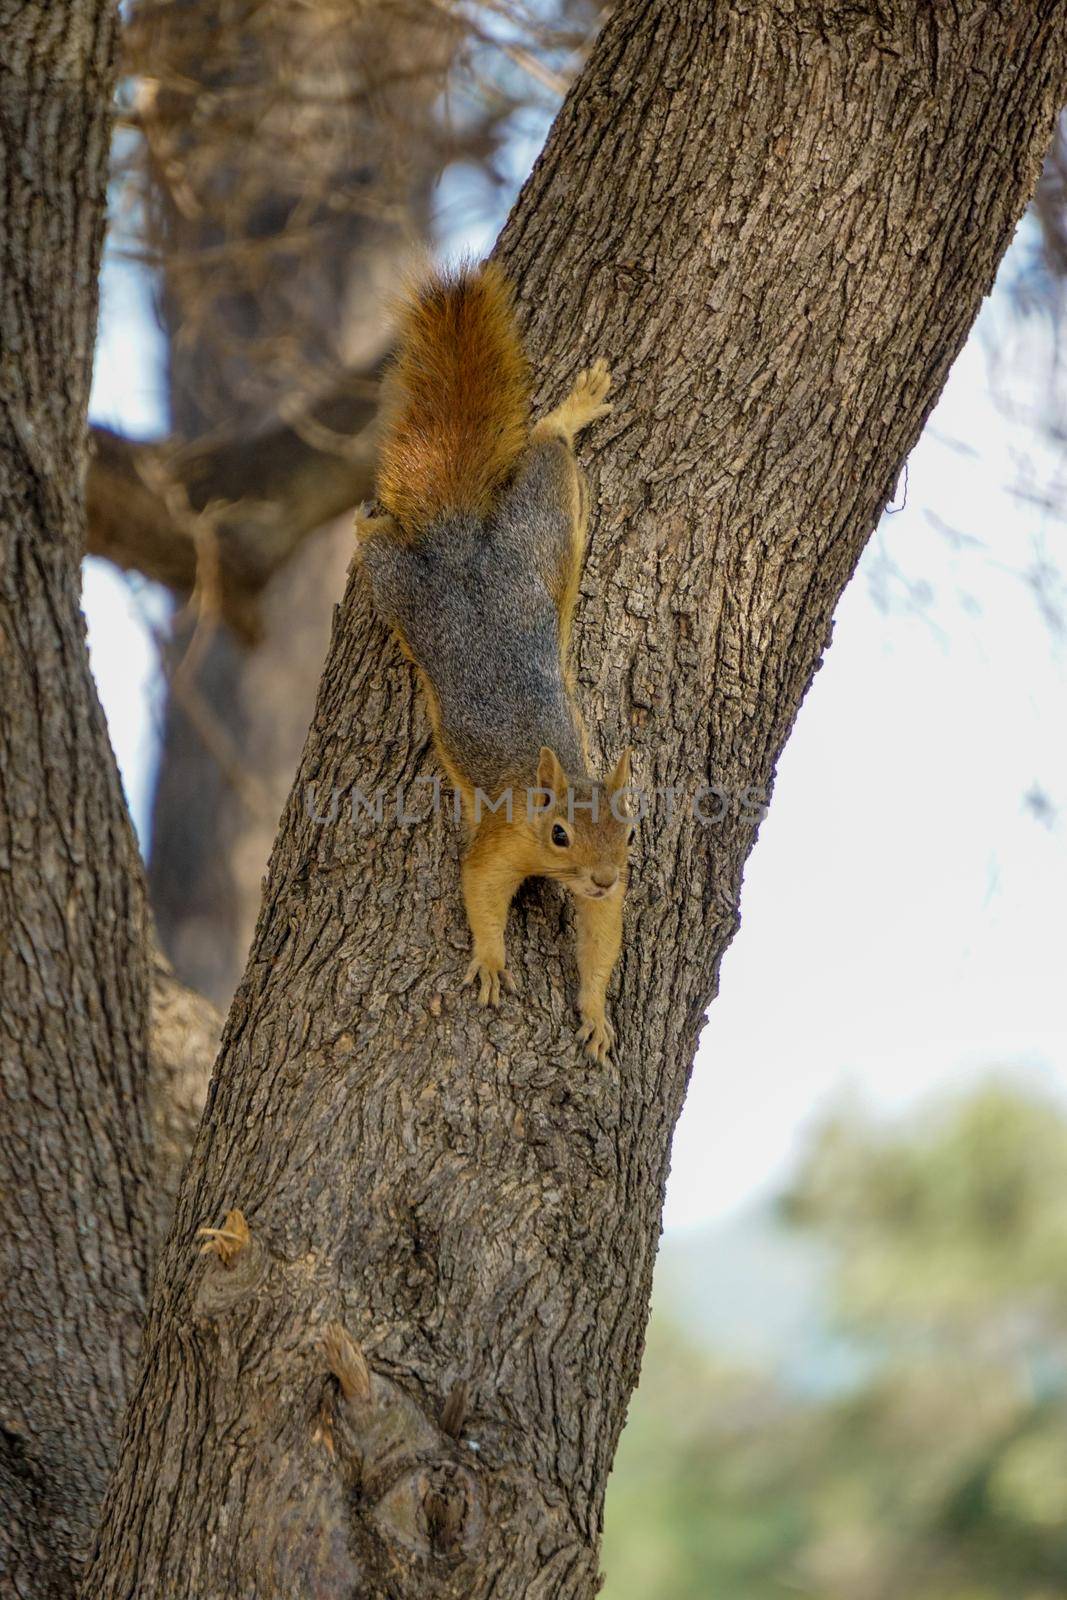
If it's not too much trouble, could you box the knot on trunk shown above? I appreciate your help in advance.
[373,1460,483,1566]
[193,1208,267,1315]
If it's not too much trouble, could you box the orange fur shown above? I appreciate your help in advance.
[376,263,531,532]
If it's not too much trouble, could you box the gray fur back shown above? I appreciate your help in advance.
[362,439,587,795]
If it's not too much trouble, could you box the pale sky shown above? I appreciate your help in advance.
[87,215,1067,1233]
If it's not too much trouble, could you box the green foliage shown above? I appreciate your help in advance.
[783,1083,1067,1340]
[602,1083,1067,1600]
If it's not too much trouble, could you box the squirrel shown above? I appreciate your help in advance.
[355,262,630,1062]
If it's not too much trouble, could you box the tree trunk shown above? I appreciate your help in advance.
[0,6,152,1597]
[84,4,1067,1597]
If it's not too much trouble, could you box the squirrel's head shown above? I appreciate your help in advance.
[532,746,633,899]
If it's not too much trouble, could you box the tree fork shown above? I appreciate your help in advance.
[83,3,1067,1597]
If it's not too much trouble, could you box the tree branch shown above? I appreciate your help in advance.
[86,376,379,638]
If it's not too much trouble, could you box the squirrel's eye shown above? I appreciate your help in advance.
[551,822,570,848]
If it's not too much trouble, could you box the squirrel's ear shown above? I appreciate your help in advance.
[537,746,566,795]
[608,746,632,794]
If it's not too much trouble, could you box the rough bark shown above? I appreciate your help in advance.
[0,5,152,1597]
[84,4,1067,1597]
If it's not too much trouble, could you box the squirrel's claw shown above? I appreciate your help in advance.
[463,956,516,1008]
[577,1011,616,1064]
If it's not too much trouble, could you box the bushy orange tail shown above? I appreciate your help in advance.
[375,263,531,532]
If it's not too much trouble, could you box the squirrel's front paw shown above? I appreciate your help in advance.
[577,1008,616,1063]
[463,955,517,1008]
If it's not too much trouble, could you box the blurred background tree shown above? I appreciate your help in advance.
[135,0,456,1005]
[604,1084,1067,1599]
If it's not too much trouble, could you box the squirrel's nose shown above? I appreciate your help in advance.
[592,870,617,890]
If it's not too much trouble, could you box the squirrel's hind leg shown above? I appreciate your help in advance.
[533,359,612,448]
